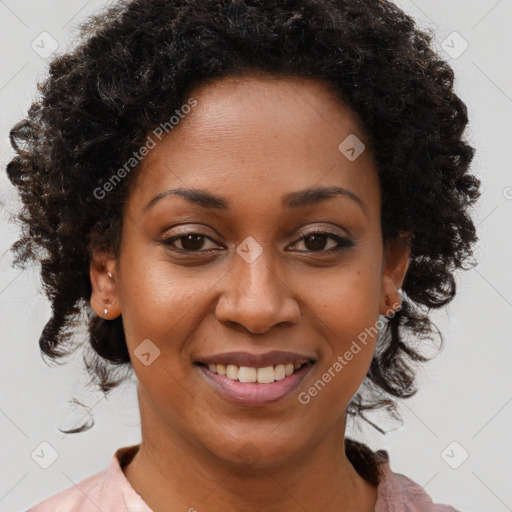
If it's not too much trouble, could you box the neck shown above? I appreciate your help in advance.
[122,396,377,512]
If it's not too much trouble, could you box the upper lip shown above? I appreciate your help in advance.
[195,350,317,368]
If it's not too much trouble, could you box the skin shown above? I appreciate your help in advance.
[90,73,410,512]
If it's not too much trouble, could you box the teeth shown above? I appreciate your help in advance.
[206,362,306,383]
[226,364,238,380]
[239,366,257,383]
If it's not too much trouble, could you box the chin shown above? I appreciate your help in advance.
[204,431,309,471]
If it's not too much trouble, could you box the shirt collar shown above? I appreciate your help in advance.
[100,444,151,512]
[100,444,406,512]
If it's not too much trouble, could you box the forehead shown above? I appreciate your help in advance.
[165,73,368,152]
[129,73,380,218]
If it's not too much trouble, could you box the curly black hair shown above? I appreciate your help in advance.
[6,0,480,439]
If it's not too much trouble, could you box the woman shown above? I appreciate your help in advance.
[6,0,480,510]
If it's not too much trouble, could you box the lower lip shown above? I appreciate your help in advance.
[197,363,314,407]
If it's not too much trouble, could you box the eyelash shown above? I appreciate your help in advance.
[160,228,354,255]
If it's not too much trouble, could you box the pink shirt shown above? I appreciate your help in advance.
[26,444,460,512]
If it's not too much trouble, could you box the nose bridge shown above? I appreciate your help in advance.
[215,241,300,333]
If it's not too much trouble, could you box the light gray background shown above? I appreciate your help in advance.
[0,1,511,511]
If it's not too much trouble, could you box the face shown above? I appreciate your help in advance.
[90,73,409,468]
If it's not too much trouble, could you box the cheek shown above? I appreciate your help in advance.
[305,256,382,349]
[302,261,381,404]
[117,248,220,371]
[320,304,378,396]
[299,303,378,418]
[322,288,381,354]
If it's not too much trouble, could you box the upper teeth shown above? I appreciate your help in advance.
[207,362,303,383]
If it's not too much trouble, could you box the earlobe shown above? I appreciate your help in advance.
[89,248,121,320]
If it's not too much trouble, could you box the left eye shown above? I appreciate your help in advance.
[289,230,354,253]
[160,230,353,254]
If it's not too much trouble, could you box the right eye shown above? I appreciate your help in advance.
[160,232,223,253]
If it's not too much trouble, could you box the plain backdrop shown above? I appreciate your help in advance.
[0,1,511,511]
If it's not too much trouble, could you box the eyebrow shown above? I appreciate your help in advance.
[143,185,368,217]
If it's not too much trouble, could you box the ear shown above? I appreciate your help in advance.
[379,233,411,317]
[89,247,121,320]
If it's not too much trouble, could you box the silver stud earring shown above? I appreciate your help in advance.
[104,271,113,318]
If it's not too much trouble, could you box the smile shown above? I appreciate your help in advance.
[202,361,305,382]
[196,361,315,406]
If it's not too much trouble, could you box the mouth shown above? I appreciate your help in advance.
[194,352,316,406]
[194,360,311,384]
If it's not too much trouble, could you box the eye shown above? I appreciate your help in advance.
[160,232,222,253]
[288,229,354,254]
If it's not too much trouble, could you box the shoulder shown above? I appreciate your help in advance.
[26,470,106,512]
[373,448,462,512]
[25,444,142,512]
[345,438,461,512]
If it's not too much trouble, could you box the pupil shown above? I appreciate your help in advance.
[305,234,326,251]
[182,234,204,251]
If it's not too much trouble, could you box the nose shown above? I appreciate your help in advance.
[215,251,301,335]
